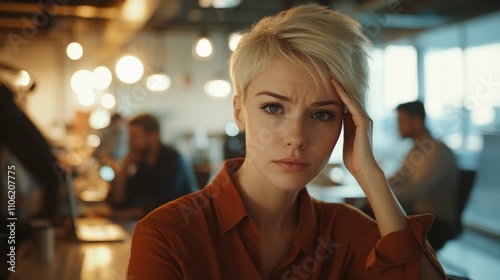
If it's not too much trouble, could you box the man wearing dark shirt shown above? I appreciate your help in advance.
[107,114,198,218]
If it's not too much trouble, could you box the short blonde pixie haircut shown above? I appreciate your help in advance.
[230,5,372,109]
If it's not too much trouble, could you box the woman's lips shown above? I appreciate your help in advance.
[274,158,310,172]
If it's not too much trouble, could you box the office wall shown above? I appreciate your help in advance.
[114,30,235,143]
[0,36,65,137]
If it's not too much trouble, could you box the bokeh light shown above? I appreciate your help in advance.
[100,93,116,109]
[77,90,96,106]
[99,165,115,182]
[67,42,83,60]
[193,37,213,59]
[89,108,111,129]
[93,66,112,90]
[228,32,242,52]
[115,55,144,84]
[16,70,31,87]
[71,69,94,94]
[86,134,101,148]
[225,122,239,137]
[204,79,231,97]
[146,74,172,92]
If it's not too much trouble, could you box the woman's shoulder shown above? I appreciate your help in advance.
[138,188,216,236]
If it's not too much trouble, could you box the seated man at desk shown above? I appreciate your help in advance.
[92,113,128,163]
[106,114,198,218]
[389,101,459,250]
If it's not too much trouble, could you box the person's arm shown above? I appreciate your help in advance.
[107,151,138,206]
[332,79,444,279]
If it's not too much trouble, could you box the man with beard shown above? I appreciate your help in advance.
[389,101,459,250]
[107,114,198,218]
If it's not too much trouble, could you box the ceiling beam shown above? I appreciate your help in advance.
[96,0,168,63]
[0,2,41,14]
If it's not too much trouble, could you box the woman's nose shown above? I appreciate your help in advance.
[284,118,308,149]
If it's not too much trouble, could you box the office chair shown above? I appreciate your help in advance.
[453,169,477,237]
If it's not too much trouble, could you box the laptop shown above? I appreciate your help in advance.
[65,171,130,242]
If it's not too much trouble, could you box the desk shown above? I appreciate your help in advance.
[8,222,136,280]
[307,184,366,206]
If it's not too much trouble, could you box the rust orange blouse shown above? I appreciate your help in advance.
[127,159,446,279]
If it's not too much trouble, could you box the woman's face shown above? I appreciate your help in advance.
[233,59,344,192]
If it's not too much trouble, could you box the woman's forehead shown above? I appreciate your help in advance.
[245,59,337,100]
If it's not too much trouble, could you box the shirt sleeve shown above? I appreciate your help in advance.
[351,214,447,279]
[127,220,183,280]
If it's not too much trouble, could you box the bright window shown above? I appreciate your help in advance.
[384,45,419,109]
[465,43,500,128]
[424,47,464,119]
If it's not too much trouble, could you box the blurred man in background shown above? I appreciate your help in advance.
[107,113,198,218]
[389,100,459,250]
[92,113,128,163]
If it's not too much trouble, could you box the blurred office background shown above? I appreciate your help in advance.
[0,0,499,279]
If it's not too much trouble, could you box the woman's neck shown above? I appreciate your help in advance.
[232,160,299,235]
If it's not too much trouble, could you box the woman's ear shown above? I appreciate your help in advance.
[233,95,245,131]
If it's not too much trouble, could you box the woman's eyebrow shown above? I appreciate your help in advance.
[256,91,342,107]
[312,100,342,107]
[255,91,290,102]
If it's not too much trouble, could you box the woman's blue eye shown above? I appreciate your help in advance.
[261,104,283,114]
[312,111,334,121]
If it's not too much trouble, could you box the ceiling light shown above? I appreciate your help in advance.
[193,36,214,60]
[71,69,93,94]
[198,0,242,8]
[100,93,116,109]
[67,42,83,60]
[204,79,231,97]
[122,0,147,22]
[16,70,31,87]
[77,90,96,107]
[93,66,112,90]
[115,55,144,84]
[228,32,242,52]
[146,74,172,92]
[213,0,242,8]
[89,108,111,129]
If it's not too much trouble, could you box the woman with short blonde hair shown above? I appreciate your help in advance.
[128,5,446,279]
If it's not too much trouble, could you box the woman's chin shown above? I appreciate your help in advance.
[268,176,315,193]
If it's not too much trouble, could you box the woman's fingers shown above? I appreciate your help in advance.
[331,79,360,115]
[331,79,373,132]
